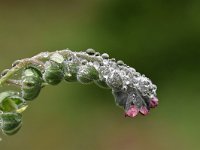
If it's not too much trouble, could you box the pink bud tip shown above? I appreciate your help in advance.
[125,105,139,118]
[139,106,149,115]
[150,97,159,108]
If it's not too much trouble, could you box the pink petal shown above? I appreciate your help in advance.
[125,105,139,118]
[150,97,159,108]
[139,106,149,115]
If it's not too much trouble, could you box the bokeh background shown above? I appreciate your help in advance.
[0,0,200,150]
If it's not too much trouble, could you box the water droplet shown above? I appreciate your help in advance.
[120,70,126,76]
[77,65,94,84]
[106,71,123,91]
[122,85,128,92]
[95,52,100,56]
[102,53,109,59]
[86,48,95,55]
[81,59,88,65]
[63,60,78,82]
[50,53,64,64]
[103,59,109,65]
[41,52,49,58]
[1,69,9,77]
[110,58,116,62]
[117,60,124,66]
[93,61,100,69]
[99,66,110,79]
[12,60,21,67]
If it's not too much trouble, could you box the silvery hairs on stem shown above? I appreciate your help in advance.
[0,49,158,135]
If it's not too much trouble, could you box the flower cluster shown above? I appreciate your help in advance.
[0,49,158,135]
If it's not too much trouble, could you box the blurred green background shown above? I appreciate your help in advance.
[0,0,200,150]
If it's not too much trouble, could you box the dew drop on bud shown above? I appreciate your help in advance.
[63,61,78,82]
[95,52,100,56]
[12,60,21,67]
[42,52,49,58]
[110,58,116,62]
[77,65,99,84]
[1,69,9,77]
[102,53,109,59]
[93,61,100,69]
[86,48,95,55]
[81,59,88,65]
[106,71,123,91]
[117,60,124,66]
[50,53,64,64]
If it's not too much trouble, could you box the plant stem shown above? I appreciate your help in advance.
[6,79,22,87]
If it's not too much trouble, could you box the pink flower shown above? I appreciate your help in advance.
[139,106,149,115]
[125,105,139,118]
[150,97,158,108]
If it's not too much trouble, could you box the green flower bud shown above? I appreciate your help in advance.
[0,91,27,113]
[63,61,78,82]
[106,71,123,91]
[94,79,110,89]
[0,112,22,135]
[43,61,64,85]
[77,65,99,84]
[21,68,42,100]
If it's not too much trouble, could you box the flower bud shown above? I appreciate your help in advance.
[43,61,64,85]
[94,79,110,89]
[139,106,149,115]
[112,90,127,107]
[0,112,22,135]
[0,91,27,113]
[77,65,99,84]
[106,71,123,91]
[21,68,42,100]
[63,61,78,82]
[150,97,158,108]
[125,105,139,118]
